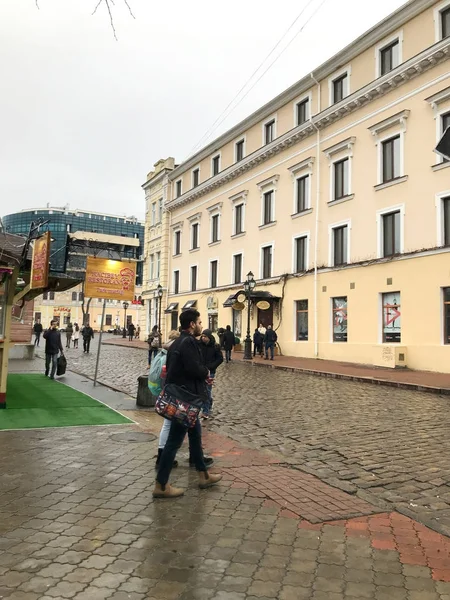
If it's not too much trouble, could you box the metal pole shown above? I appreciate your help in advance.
[93,299,106,387]
[122,304,127,338]
[158,295,162,347]
[244,290,252,360]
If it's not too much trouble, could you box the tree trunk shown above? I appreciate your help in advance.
[80,282,92,325]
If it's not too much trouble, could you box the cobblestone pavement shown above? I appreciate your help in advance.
[30,342,450,535]
[1,415,450,600]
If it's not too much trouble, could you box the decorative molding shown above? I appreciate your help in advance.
[323,137,356,159]
[229,190,249,203]
[256,174,280,190]
[187,212,202,222]
[425,85,450,112]
[328,194,355,207]
[171,221,184,230]
[166,37,449,211]
[292,208,313,220]
[368,109,410,137]
[432,161,450,172]
[374,175,408,191]
[207,201,223,213]
[288,157,315,176]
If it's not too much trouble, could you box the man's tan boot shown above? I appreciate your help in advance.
[198,471,223,489]
[152,482,185,498]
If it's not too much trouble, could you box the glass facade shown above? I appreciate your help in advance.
[2,209,144,285]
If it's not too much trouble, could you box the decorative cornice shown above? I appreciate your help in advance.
[207,201,223,213]
[425,84,450,109]
[288,157,315,176]
[256,174,280,190]
[187,212,202,222]
[171,221,184,230]
[165,37,449,211]
[323,137,356,159]
[229,190,249,202]
[368,109,410,137]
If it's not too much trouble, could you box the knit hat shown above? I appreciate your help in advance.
[202,329,214,342]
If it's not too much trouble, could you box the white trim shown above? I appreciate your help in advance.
[293,91,312,126]
[323,136,356,159]
[191,165,201,188]
[211,152,222,178]
[375,130,405,185]
[229,189,249,203]
[292,232,311,273]
[190,264,199,292]
[260,188,276,226]
[262,114,277,145]
[234,136,247,162]
[209,257,220,288]
[328,65,351,106]
[172,269,180,295]
[368,109,410,138]
[210,212,221,244]
[324,140,354,202]
[294,173,312,214]
[207,202,223,214]
[231,251,244,285]
[233,201,246,237]
[187,212,202,222]
[376,203,405,258]
[436,107,450,164]
[260,242,275,279]
[434,0,450,41]
[328,219,351,267]
[288,156,315,176]
[375,30,403,78]
[436,189,450,246]
[426,85,450,114]
[256,174,280,190]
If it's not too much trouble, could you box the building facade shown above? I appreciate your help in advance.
[3,207,145,330]
[148,0,450,372]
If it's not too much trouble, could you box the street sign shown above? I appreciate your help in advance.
[84,257,136,302]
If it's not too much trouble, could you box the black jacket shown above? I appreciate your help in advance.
[264,329,278,344]
[33,323,43,335]
[43,329,63,355]
[253,331,263,345]
[82,326,94,340]
[199,337,223,373]
[222,330,235,351]
[166,332,209,397]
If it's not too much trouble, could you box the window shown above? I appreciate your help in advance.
[333,225,348,266]
[380,40,400,75]
[174,230,181,255]
[235,204,244,235]
[262,191,274,225]
[233,254,242,284]
[382,292,401,343]
[296,300,308,341]
[294,236,307,273]
[382,211,401,257]
[208,314,218,332]
[441,6,450,38]
[441,112,450,163]
[190,266,197,292]
[192,168,200,188]
[211,214,220,243]
[176,180,182,197]
[296,98,309,126]
[332,74,347,103]
[262,245,273,279]
[43,291,48,300]
[264,120,275,144]
[71,292,77,301]
[332,297,348,342]
[210,260,218,288]
[235,139,245,162]
[173,270,180,295]
[151,202,156,225]
[295,175,309,213]
[333,158,349,200]
[150,254,155,279]
[232,309,242,337]
[156,251,161,278]
[444,197,450,245]
[212,155,220,176]
[105,314,112,326]
[78,292,84,301]
[49,291,55,300]
[382,135,401,182]
[444,287,450,344]
[191,223,199,250]
[158,198,163,222]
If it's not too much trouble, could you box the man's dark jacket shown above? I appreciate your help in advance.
[222,330,235,351]
[253,331,263,346]
[34,323,43,335]
[166,331,208,398]
[82,326,94,340]
[199,330,223,372]
[43,329,63,355]
[264,329,278,345]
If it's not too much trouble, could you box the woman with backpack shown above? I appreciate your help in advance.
[147,325,161,367]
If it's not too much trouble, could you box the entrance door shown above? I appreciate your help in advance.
[171,311,179,331]
[257,304,273,329]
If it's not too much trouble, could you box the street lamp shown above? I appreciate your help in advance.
[243,271,256,360]
[122,301,129,338]
[157,285,163,347]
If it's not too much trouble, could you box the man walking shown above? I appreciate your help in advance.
[82,322,94,353]
[128,321,136,342]
[153,309,222,499]
[43,320,64,379]
[264,325,278,361]
[33,320,43,347]
[253,328,263,357]
[222,325,235,363]
[65,322,73,349]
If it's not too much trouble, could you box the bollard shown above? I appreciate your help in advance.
[136,375,155,407]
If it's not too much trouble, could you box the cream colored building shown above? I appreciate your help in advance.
[149,0,450,372]
[141,158,175,336]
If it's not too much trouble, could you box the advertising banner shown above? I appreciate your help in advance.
[84,257,136,302]
[31,232,50,290]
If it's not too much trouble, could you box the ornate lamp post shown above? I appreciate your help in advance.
[243,271,256,360]
[157,284,163,347]
[122,301,129,338]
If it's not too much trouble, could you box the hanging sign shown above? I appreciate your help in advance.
[84,257,136,302]
[31,231,50,290]
[256,300,270,311]
[237,293,246,303]
[231,301,245,311]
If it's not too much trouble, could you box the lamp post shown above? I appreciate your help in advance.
[157,284,163,347]
[122,301,129,338]
[243,271,256,360]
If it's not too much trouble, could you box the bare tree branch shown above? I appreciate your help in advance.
[104,0,118,41]
[35,0,39,8]
[92,0,103,16]
[123,0,135,18]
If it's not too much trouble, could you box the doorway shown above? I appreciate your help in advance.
[171,311,179,331]
[257,304,273,329]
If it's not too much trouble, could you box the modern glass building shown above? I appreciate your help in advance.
[2,206,144,285]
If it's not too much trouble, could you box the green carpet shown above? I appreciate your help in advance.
[0,374,132,430]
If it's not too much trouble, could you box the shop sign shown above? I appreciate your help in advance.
[231,301,245,311]
[256,300,270,311]
[84,257,136,302]
[31,232,50,290]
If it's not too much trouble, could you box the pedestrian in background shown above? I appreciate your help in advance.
[135,325,141,339]
[258,322,267,338]
[222,325,235,363]
[264,325,278,361]
[33,320,43,347]
[128,321,136,342]
[72,323,80,348]
[199,329,223,419]
[82,323,94,353]
[253,328,263,357]
[43,320,64,379]
[65,322,73,349]
[147,325,160,367]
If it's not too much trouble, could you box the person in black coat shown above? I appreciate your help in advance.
[222,325,235,363]
[127,322,136,342]
[199,329,223,418]
[82,323,94,353]
[43,320,64,379]
[33,320,43,347]
[264,325,278,361]
[154,309,222,499]
[253,328,264,357]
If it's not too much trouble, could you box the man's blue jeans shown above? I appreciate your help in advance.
[45,354,58,378]
[265,343,274,359]
[203,372,215,416]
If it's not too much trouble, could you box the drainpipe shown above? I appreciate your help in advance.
[310,72,321,359]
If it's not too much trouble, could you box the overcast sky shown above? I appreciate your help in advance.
[0,0,406,221]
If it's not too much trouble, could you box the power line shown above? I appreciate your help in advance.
[187,0,328,157]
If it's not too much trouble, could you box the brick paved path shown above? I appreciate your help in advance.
[1,411,450,600]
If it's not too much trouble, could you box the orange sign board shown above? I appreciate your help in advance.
[84,257,136,301]
[31,232,50,290]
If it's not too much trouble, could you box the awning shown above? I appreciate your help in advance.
[223,290,281,308]
[165,302,179,314]
[223,294,237,308]
[182,299,197,310]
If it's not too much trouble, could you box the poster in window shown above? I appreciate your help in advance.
[332,297,347,342]
[232,309,242,337]
[383,292,401,343]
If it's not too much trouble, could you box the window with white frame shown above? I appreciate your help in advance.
[233,253,243,284]
[262,190,274,225]
[235,139,245,162]
[151,202,156,225]
[149,253,155,279]
[264,119,276,145]
[175,179,182,197]
[156,251,161,278]
[158,198,163,222]
[425,88,450,165]
[333,158,350,200]
[295,175,310,213]
[212,155,220,176]
[234,203,244,235]
[173,270,180,294]
[438,194,450,246]
[376,33,402,77]
[436,1,450,40]
[210,260,218,288]
[330,69,350,105]
[296,300,308,341]
[190,266,198,292]
[330,223,349,267]
[369,110,409,186]
[294,235,308,273]
[382,135,401,183]
[441,111,450,163]
[211,214,220,243]
[296,97,310,126]
[324,138,354,202]
[192,168,200,188]
[377,205,404,258]
[261,245,273,279]
[174,230,181,255]
[191,222,199,250]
